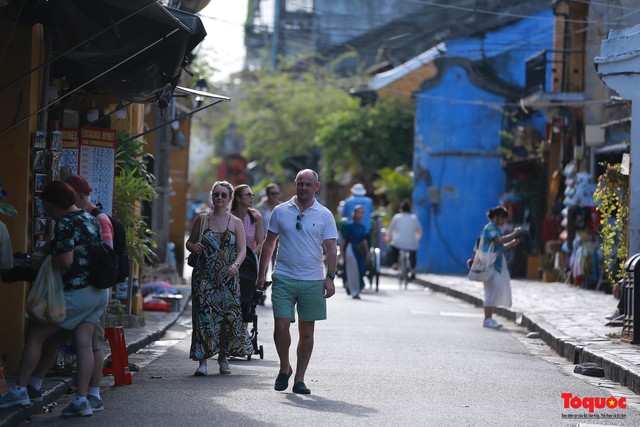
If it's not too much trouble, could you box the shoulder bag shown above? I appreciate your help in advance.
[187,213,207,267]
[467,234,497,282]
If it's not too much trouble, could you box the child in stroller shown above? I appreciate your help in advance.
[239,246,267,360]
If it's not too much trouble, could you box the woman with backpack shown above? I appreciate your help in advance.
[0,181,108,417]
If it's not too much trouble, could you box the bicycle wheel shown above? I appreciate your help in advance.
[372,248,380,292]
[399,250,410,289]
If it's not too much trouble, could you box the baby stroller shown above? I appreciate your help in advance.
[239,247,264,360]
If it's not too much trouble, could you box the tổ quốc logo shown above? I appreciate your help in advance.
[562,393,627,413]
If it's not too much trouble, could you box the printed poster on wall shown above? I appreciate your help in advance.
[60,128,79,176]
[79,127,116,216]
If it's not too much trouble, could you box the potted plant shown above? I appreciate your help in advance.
[113,133,158,269]
[105,299,125,328]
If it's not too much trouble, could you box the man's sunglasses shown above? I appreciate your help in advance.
[296,213,304,230]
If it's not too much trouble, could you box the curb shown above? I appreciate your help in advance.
[414,276,640,395]
[0,293,192,427]
[104,303,190,367]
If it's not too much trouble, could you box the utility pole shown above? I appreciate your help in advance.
[152,105,170,264]
[270,0,281,71]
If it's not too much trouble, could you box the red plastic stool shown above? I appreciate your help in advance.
[103,326,132,386]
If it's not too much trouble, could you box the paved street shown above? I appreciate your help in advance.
[20,276,640,426]
[415,272,640,393]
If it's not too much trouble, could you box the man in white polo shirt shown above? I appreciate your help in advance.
[257,169,338,395]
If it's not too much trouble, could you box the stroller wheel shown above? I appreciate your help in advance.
[259,345,264,359]
[247,354,252,361]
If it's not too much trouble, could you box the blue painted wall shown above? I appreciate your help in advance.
[414,9,553,274]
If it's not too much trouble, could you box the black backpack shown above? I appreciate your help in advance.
[91,241,120,289]
[91,208,131,283]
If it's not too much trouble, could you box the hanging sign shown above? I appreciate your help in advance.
[78,128,116,216]
[60,128,79,176]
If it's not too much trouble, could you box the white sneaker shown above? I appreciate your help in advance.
[605,309,621,320]
[0,389,31,408]
[483,318,502,329]
[194,364,207,376]
[218,360,231,375]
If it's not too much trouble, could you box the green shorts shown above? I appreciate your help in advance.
[271,273,326,322]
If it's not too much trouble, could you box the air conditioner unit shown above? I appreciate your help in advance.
[584,124,605,147]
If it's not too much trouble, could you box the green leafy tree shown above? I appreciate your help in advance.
[232,68,359,179]
[316,98,414,185]
[373,166,414,225]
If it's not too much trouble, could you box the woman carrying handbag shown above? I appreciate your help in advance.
[477,206,521,330]
[185,181,253,377]
[340,205,368,299]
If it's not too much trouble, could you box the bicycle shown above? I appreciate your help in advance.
[398,249,411,289]
[366,213,384,292]
[367,247,380,292]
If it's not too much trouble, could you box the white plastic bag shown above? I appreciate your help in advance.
[26,255,66,323]
[468,235,497,282]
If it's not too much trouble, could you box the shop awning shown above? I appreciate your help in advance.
[25,0,207,104]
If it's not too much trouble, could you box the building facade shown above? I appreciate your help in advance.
[0,0,210,373]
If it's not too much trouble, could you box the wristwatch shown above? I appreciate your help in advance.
[326,272,336,280]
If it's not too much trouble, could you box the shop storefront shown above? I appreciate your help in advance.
[0,0,209,373]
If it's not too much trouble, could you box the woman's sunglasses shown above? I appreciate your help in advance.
[212,192,229,199]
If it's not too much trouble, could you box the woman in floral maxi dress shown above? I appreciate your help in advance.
[186,181,253,376]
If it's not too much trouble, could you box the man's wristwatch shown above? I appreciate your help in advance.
[326,272,336,280]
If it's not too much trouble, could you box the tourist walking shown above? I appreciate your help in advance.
[231,184,264,256]
[340,183,374,235]
[256,169,338,395]
[186,181,253,376]
[340,205,368,299]
[255,182,281,230]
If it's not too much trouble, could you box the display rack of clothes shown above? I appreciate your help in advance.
[568,231,603,289]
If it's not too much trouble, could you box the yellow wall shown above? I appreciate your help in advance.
[169,117,191,276]
[376,62,439,103]
[0,21,44,372]
[0,7,193,371]
[0,15,147,371]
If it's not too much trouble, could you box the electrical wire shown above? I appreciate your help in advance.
[264,0,640,44]
[0,27,181,139]
[0,0,160,92]
[121,97,228,143]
